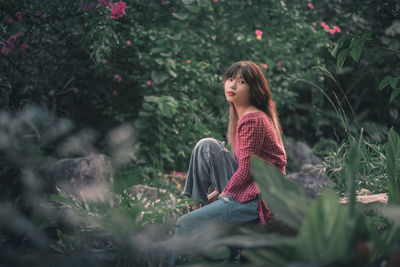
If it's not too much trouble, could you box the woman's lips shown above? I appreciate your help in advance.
[227,92,236,96]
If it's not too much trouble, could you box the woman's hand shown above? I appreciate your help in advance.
[207,189,219,204]
[218,191,227,198]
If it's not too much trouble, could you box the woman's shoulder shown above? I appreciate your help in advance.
[239,111,269,125]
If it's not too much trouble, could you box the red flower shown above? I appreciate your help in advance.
[19,42,29,55]
[98,0,111,7]
[15,11,22,20]
[2,45,9,55]
[255,29,263,40]
[333,26,341,33]
[260,63,268,69]
[277,62,282,67]
[35,10,43,17]
[2,31,23,55]
[114,74,122,83]
[307,3,314,9]
[110,1,127,19]
[3,17,15,24]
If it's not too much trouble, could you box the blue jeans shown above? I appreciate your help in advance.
[177,138,259,235]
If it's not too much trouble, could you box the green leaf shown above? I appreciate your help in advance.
[344,145,361,214]
[385,128,400,203]
[349,38,365,62]
[167,58,176,69]
[362,30,372,41]
[168,70,177,78]
[390,88,400,103]
[251,157,312,231]
[297,191,356,264]
[379,75,392,90]
[151,70,169,84]
[390,77,399,89]
[150,47,166,54]
[337,48,348,71]
[172,12,189,20]
[331,34,349,58]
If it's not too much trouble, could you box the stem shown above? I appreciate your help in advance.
[361,37,400,56]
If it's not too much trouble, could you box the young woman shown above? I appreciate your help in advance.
[175,61,286,237]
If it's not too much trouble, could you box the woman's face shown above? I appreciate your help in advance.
[224,73,251,107]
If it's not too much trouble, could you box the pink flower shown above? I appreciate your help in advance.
[15,11,22,20]
[255,29,262,39]
[329,29,336,35]
[320,21,327,27]
[110,1,127,19]
[213,0,218,2]
[2,45,9,55]
[114,74,122,83]
[186,59,191,63]
[3,17,15,24]
[126,40,131,46]
[19,42,29,55]
[2,31,23,55]
[260,63,268,69]
[307,3,314,9]
[112,90,117,96]
[147,80,152,86]
[333,26,341,33]
[98,0,112,7]
[277,62,282,67]
[82,3,95,10]
[35,10,43,17]
[312,22,317,27]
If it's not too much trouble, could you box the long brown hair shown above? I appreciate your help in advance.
[223,61,285,153]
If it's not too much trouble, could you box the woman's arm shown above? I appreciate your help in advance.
[223,118,263,194]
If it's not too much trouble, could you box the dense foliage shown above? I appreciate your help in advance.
[1,0,400,266]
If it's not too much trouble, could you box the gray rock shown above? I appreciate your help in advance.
[287,164,333,197]
[284,139,322,172]
[284,139,333,197]
[129,184,166,200]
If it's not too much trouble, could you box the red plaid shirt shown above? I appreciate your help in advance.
[224,111,286,225]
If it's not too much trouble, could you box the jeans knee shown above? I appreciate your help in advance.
[194,138,222,152]
[176,213,194,235]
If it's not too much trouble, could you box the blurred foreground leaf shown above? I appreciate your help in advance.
[251,157,312,231]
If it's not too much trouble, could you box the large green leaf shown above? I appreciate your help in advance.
[331,34,349,58]
[297,191,356,264]
[390,87,400,103]
[251,157,312,231]
[378,75,392,90]
[349,38,365,62]
[385,128,400,204]
[390,77,399,89]
[151,70,169,84]
[337,48,348,72]
[345,144,361,215]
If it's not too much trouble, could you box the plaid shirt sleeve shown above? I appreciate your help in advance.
[224,117,262,196]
